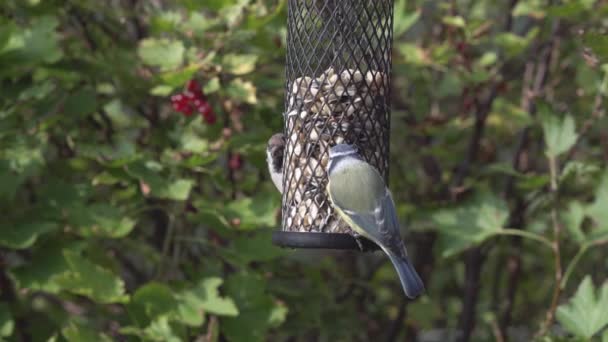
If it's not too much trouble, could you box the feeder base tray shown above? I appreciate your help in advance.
[272,231,378,251]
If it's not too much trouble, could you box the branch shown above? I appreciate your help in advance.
[535,156,562,338]
[561,238,608,290]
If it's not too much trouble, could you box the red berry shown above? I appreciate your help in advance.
[186,79,202,94]
[182,104,194,116]
[184,91,197,100]
[229,153,243,170]
[203,111,216,124]
[171,94,184,103]
[197,102,210,115]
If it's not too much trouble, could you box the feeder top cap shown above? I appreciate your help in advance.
[329,144,358,159]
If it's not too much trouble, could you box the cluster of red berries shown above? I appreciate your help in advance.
[171,80,216,124]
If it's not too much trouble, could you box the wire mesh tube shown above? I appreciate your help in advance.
[275,0,394,249]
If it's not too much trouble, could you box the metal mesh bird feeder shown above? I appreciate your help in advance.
[272,0,394,251]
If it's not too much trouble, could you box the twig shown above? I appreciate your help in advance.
[535,156,563,338]
[494,229,554,249]
[561,238,608,289]
[457,247,485,342]
[490,316,506,342]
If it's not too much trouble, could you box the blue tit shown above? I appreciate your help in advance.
[326,144,424,299]
[266,133,286,194]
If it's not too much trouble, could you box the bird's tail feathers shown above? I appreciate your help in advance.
[387,253,425,299]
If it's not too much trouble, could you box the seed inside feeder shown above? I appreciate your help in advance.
[283,67,388,233]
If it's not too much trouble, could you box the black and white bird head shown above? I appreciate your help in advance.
[266,133,286,193]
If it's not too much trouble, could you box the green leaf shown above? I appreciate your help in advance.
[221,54,258,75]
[132,283,178,320]
[223,195,278,229]
[494,29,538,58]
[230,231,285,264]
[10,243,73,293]
[225,78,257,104]
[563,201,586,244]
[583,33,608,62]
[55,251,128,304]
[587,172,608,237]
[0,304,14,338]
[63,88,97,117]
[194,277,239,316]
[143,317,181,342]
[432,191,509,257]
[556,276,608,338]
[393,0,420,36]
[512,0,546,18]
[223,273,286,342]
[138,38,185,70]
[62,322,113,342]
[0,222,57,249]
[204,77,221,94]
[398,43,431,66]
[156,179,194,201]
[541,111,577,158]
[442,16,465,28]
[0,16,62,73]
[67,204,135,238]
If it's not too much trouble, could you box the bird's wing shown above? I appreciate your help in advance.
[340,189,408,259]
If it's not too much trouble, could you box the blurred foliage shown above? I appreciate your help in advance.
[1,0,608,341]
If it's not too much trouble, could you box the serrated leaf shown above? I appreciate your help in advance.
[138,38,184,70]
[556,276,608,338]
[432,191,509,257]
[541,111,577,158]
[0,304,14,338]
[0,222,57,249]
[56,251,128,304]
[196,277,239,316]
[221,54,258,75]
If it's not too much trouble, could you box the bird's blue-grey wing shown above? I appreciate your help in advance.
[337,188,424,298]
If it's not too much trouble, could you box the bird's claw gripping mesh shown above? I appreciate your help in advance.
[280,0,394,240]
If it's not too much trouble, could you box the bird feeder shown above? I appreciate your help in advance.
[272,0,394,251]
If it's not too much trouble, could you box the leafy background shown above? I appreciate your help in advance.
[1,0,608,341]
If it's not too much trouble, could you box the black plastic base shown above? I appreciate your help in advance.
[272,231,379,252]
